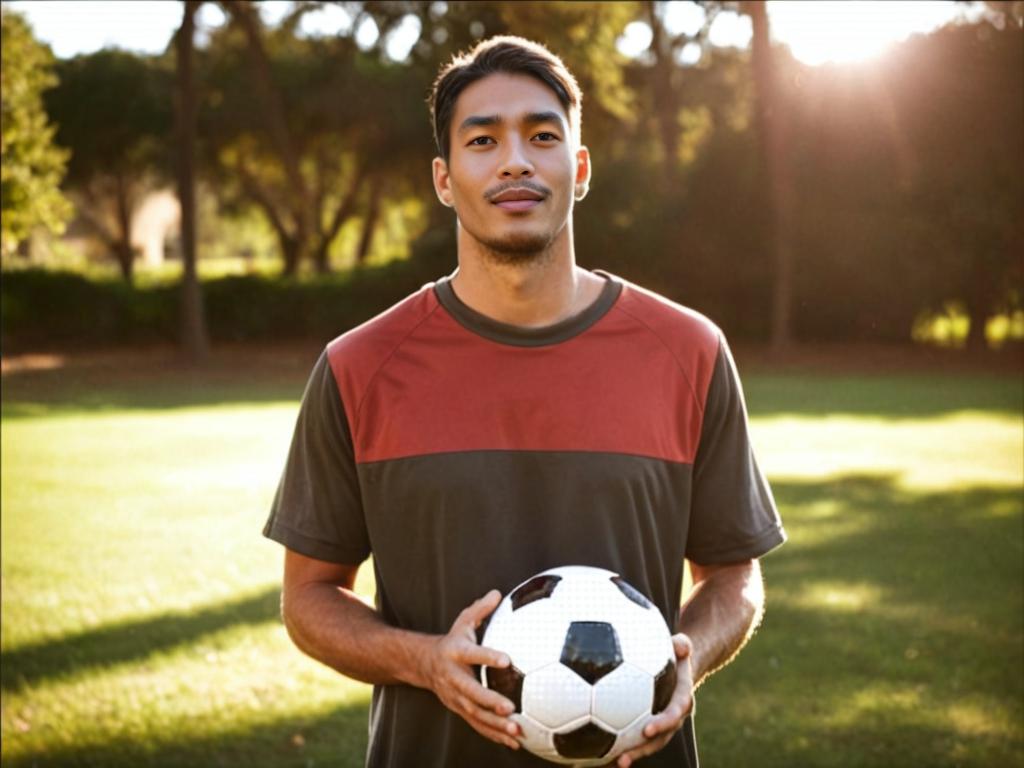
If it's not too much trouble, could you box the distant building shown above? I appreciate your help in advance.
[132,189,181,266]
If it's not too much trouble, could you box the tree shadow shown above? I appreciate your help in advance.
[3,347,1020,419]
[1,587,281,693]
[694,473,1024,767]
[0,345,319,417]
[2,701,371,768]
[2,474,1021,767]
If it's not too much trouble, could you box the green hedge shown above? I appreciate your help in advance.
[1,237,453,352]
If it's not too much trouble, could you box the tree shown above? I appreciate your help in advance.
[45,50,172,282]
[741,0,796,350]
[201,4,384,274]
[0,9,72,256]
[175,0,209,360]
[890,20,1024,350]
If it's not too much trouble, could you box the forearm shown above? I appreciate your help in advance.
[282,581,435,688]
[677,559,765,687]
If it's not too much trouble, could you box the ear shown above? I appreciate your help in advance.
[574,145,592,201]
[432,156,454,208]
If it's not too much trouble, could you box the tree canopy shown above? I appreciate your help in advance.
[14,0,1024,347]
[0,9,71,256]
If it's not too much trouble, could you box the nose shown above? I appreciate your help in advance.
[499,137,534,178]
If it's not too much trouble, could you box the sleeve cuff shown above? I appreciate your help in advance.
[263,518,368,565]
[687,523,787,565]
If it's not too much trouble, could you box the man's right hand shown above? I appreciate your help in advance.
[421,589,521,750]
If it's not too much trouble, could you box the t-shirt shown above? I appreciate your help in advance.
[264,270,786,767]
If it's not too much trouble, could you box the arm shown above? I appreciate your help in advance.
[280,548,521,750]
[616,558,765,768]
[680,558,765,687]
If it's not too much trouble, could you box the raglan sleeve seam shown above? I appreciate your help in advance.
[349,301,443,440]
[611,303,708,420]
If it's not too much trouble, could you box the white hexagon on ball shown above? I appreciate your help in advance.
[521,662,593,729]
[592,662,655,730]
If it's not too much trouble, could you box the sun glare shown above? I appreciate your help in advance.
[768,1,984,66]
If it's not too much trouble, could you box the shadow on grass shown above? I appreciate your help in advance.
[2,701,372,768]
[1,587,281,694]
[696,474,1024,768]
[2,475,1021,767]
[0,346,319,417]
[2,349,1021,419]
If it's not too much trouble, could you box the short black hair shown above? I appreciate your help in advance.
[429,35,583,161]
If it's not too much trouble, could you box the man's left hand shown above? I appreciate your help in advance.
[615,634,695,768]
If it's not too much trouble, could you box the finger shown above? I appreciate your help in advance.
[643,698,690,738]
[617,732,673,767]
[453,666,517,714]
[457,640,510,669]
[456,590,503,630]
[463,697,521,735]
[472,722,521,750]
[453,693,521,747]
[672,634,693,660]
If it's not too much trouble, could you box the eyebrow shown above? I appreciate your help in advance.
[457,110,567,134]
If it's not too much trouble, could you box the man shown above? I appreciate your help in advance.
[264,36,785,767]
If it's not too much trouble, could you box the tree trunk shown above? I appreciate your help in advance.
[281,235,301,276]
[964,255,995,352]
[746,1,796,350]
[645,1,680,170]
[355,177,383,267]
[229,2,313,270]
[175,0,209,362]
[115,239,135,283]
[114,173,135,284]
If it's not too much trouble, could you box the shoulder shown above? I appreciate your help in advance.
[326,281,441,394]
[602,272,724,408]
[605,272,722,357]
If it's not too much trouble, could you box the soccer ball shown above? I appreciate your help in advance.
[480,565,677,766]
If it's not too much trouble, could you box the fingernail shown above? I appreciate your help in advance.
[506,722,519,735]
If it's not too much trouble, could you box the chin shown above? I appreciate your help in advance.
[475,225,563,264]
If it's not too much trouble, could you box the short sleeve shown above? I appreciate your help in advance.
[686,335,786,564]
[263,349,370,565]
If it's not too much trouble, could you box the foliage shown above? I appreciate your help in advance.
[44,49,173,281]
[0,10,72,256]
[10,1,1023,345]
[0,245,448,350]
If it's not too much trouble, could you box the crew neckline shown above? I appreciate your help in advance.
[433,270,622,347]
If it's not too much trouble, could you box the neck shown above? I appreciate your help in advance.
[451,221,604,328]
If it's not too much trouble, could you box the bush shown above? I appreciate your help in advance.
[0,252,448,352]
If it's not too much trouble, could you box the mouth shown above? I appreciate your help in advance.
[489,187,546,212]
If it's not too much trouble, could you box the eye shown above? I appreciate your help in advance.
[468,136,495,146]
[534,132,560,142]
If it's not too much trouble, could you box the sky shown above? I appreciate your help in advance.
[1,0,987,66]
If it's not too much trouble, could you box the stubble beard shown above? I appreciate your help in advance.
[476,230,554,265]
[462,217,568,267]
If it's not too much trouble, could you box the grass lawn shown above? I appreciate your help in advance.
[1,347,1021,767]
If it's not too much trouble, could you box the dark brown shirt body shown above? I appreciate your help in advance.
[265,271,785,767]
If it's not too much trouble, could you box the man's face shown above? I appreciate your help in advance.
[433,72,590,263]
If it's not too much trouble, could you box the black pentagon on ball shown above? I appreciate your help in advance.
[610,575,655,610]
[653,658,677,714]
[560,621,623,684]
[484,664,525,713]
[510,574,562,611]
[554,721,617,759]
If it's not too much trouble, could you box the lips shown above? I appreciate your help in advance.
[491,187,545,212]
